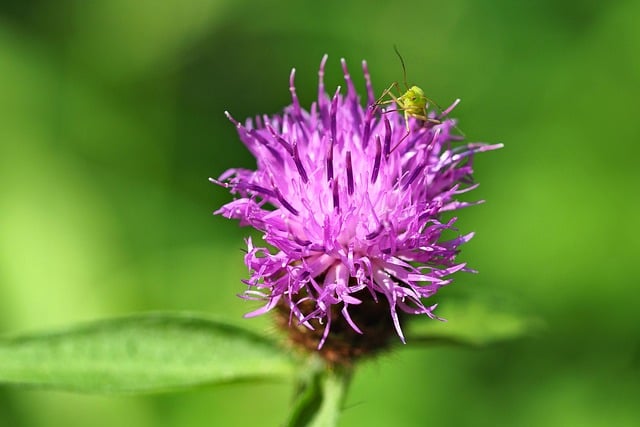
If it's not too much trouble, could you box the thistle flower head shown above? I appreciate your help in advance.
[213,55,501,364]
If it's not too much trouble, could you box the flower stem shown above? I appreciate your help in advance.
[286,358,353,427]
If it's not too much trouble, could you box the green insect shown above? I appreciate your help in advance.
[375,46,443,132]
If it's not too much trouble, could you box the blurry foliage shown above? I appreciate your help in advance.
[0,0,639,425]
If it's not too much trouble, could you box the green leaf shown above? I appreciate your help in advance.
[407,300,543,348]
[286,359,351,427]
[0,312,294,394]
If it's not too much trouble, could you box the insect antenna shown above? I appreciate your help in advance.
[393,45,410,91]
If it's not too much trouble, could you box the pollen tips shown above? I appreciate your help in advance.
[320,54,329,72]
[224,111,241,128]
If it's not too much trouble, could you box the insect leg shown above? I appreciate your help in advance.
[375,82,403,106]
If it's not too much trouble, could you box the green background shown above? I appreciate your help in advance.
[1,0,638,426]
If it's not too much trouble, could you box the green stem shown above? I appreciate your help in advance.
[312,367,352,427]
[286,358,353,427]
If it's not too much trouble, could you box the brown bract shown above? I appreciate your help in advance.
[274,287,403,367]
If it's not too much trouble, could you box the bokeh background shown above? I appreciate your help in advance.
[1,0,639,426]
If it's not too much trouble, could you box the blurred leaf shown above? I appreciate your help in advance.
[286,361,351,427]
[0,312,294,394]
[406,300,542,348]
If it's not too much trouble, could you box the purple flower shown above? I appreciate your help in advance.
[213,55,501,354]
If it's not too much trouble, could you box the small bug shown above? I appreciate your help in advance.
[375,46,446,145]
